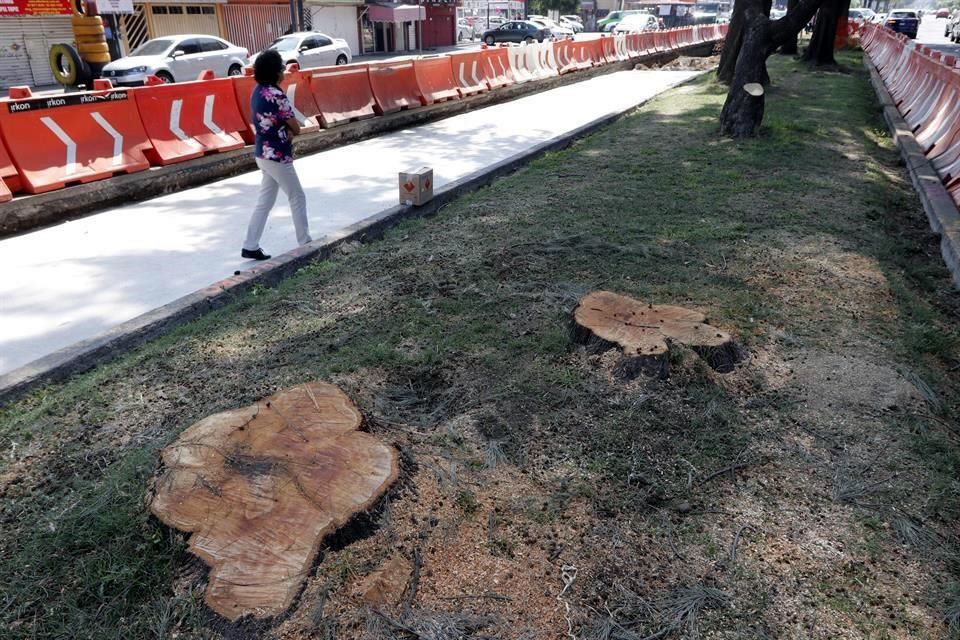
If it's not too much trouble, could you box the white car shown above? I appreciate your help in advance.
[559,17,583,32]
[529,17,575,38]
[457,19,478,41]
[613,13,659,33]
[255,31,351,68]
[101,35,248,85]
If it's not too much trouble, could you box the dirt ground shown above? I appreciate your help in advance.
[2,53,960,639]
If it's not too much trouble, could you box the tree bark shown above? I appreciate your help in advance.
[719,4,771,138]
[778,0,800,54]
[717,0,748,84]
[802,0,850,66]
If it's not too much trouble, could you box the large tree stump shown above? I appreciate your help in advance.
[149,382,398,621]
[572,291,743,379]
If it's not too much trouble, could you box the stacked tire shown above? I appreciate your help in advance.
[72,13,110,64]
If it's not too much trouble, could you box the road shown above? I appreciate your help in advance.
[916,14,960,55]
[0,69,700,379]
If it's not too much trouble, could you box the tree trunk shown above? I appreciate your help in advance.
[717,0,748,84]
[802,0,850,66]
[778,0,800,54]
[719,8,771,137]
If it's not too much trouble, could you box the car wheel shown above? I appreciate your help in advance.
[458,31,463,41]
[228,64,242,76]
[485,35,495,45]
[335,54,348,65]
[155,71,174,83]
[525,36,534,43]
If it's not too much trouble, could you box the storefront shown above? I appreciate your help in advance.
[363,2,423,53]
[308,0,362,56]
[0,0,76,88]
[421,0,455,48]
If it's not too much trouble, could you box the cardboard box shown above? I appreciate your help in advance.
[399,167,433,206]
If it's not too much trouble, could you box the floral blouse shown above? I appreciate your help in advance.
[251,84,294,164]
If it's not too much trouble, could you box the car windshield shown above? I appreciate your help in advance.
[131,39,174,56]
[890,11,916,17]
[267,37,299,51]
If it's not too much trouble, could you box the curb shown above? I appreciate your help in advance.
[0,69,713,407]
[0,44,716,239]
[863,58,960,287]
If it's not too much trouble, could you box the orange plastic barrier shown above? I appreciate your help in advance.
[134,75,246,165]
[0,87,152,194]
[368,60,421,114]
[232,65,322,144]
[0,137,17,201]
[483,47,515,88]
[449,50,490,95]
[413,56,461,104]
[601,36,617,64]
[309,63,377,127]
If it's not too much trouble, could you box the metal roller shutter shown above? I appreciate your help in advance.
[0,16,75,89]
[310,5,358,57]
[222,4,291,55]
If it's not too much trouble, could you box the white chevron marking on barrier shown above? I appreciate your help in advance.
[90,112,123,167]
[458,62,469,88]
[170,99,200,148]
[40,117,77,176]
[285,83,311,125]
[471,60,481,86]
[203,95,233,143]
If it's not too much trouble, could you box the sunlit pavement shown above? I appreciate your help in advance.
[915,14,960,56]
[0,69,700,377]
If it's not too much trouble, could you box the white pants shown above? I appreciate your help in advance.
[243,158,312,251]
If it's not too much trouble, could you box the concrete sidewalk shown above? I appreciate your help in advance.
[0,69,698,378]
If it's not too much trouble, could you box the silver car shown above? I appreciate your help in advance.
[254,32,352,68]
[101,35,249,85]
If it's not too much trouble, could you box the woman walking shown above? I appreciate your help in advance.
[241,49,312,261]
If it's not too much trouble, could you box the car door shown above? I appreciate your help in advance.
[499,22,516,42]
[169,38,204,81]
[312,35,335,66]
[198,38,229,76]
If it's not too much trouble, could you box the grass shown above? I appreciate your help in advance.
[2,51,960,638]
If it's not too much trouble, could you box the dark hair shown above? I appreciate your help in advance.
[254,49,284,85]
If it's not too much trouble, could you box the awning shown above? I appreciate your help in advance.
[367,2,425,22]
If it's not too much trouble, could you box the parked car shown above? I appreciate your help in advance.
[529,17,575,37]
[936,7,950,18]
[253,32,351,68]
[482,20,551,44]
[559,16,583,32]
[948,12,960,40]
[561,14,584,27]
[885,9,920,38]
[872,12,887,23]
[613,13,659,33]
[101,34,248,85]
[457,19,478,41]
[597,10,644,32]
[848,7,875,22]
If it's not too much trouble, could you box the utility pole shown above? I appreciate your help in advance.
[288,0,298,31]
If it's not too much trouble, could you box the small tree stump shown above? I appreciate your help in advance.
[572,291,743,379]
[149,382,398,621]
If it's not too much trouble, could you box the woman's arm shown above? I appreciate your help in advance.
[285,117,302,136]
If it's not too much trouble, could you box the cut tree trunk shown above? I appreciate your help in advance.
[571,291,743,379]
[149,382,399,621]
[719,9,771,137]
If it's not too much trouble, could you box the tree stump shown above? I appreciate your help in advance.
[148,382,399,621]
[572,291,744,379]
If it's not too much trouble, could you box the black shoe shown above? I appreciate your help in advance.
[241,248,271,261]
